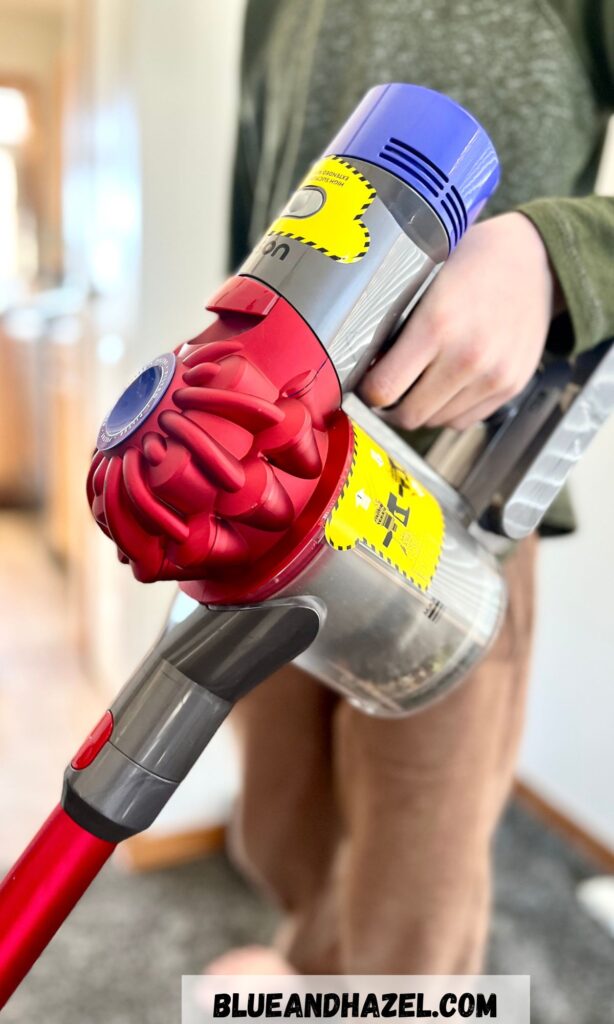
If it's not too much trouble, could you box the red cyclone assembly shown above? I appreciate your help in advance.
[87,276,352,603]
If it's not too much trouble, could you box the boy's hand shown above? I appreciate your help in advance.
[359,212,558,431]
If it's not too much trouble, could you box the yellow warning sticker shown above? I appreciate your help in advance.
[268,156,376,263]
[325,423,445,591]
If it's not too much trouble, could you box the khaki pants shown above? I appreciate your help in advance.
[229,535,537,974]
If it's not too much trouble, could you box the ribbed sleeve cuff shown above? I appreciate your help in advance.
[517,197,611,355]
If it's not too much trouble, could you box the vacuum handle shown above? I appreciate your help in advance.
[425,338,614,538]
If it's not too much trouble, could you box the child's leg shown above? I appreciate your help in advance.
[229,662,344,971]
[330,534,537,974]
[230,535,537,974]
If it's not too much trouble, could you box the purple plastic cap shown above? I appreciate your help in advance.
[327,83,500,249]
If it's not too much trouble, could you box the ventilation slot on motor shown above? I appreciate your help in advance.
[440,197,459,246]
[449,186,468,232]
[378,137,470,244]
[379,136,448,197]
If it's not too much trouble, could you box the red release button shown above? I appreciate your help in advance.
[71,710,114,770]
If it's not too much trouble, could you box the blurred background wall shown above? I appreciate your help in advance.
[517,121,614,853]
[0,0,612,863]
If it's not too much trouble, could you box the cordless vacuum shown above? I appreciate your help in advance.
[1,84,613,1008]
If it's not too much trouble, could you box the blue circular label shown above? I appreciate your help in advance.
[97,352,176,451]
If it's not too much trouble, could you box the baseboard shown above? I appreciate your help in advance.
[115,824,227,872]
[514,780,614,872]
[115,786,614,875]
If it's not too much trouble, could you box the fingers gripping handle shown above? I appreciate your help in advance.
[427,339,614,538]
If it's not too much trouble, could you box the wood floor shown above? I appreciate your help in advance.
[0,511,101,865]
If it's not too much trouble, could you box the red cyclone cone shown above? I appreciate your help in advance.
[87,277,348,604]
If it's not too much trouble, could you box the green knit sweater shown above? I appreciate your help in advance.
[230,0,614,534]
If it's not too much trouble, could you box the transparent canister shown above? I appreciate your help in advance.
[279,401,506,716]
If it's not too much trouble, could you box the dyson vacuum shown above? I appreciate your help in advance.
[1,83,613,1008]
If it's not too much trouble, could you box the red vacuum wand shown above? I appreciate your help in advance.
[0,805,114,1005]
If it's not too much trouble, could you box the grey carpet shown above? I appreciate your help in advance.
[4,801,613,1024]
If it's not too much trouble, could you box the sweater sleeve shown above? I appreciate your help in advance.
[517,194,614,354]
[517,1,614,355]
[548,0,614,108]
[229,0,282,271]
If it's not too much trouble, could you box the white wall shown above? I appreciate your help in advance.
[72,0,246,691]
[136,0,246,832]
[135,0,244,350]
[519,119,614,851]
[519,420,614,850]
[66,0,246,829]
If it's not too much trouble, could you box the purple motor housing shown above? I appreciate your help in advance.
[327,83,500,250]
